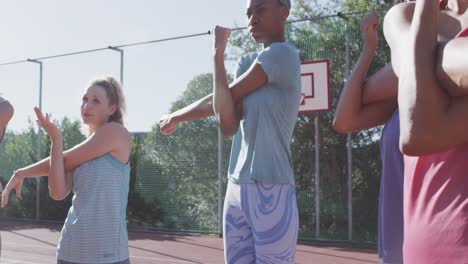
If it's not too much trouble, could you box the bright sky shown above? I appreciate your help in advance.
[0,0,252,132]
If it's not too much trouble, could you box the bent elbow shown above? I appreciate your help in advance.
[49,189,68,201]
[217,115,239,137]
[332,118,350,134]
[399,141,419,157]
[220,126,238,137]
[49,192,66,201]
[399,134,427,157]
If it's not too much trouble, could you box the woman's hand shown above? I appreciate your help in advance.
[34,107,61,141]
[1,170,25,208]
[159,114,178,135]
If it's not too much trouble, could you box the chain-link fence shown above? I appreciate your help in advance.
[0,10,391,243]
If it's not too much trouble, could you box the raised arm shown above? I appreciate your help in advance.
[333,11,398,133]
[1,117,130,207]
[397,0,468,155]
[212,26,267,136]
[161,26,288,137]
[33,108,71,201]
[385,2,468,97]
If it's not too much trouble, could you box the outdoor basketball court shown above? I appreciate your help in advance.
[0,220,377,264]
[0,51,379,264]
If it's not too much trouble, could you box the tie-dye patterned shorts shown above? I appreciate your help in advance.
[223,181,299,264]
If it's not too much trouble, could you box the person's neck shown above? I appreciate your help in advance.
[87,122,104,135]
[88,126,96,135]
[262,34,286,49]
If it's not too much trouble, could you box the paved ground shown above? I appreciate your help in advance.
[0,221,378,264]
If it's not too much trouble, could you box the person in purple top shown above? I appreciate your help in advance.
[333,11,403,264]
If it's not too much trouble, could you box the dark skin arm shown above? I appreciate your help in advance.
[397,0,468,155]
[334,11,398,133]
[160,26,271,137]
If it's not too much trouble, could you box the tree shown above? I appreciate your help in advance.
[0,118,85,220]
[140,73,233,231]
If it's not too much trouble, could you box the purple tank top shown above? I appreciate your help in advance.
[378,109,404,262]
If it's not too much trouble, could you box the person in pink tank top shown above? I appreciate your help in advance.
[334,2,467,262]
[347,0,468,262]
[391,0,468,262]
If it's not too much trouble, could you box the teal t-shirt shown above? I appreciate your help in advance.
[227,42,301,185]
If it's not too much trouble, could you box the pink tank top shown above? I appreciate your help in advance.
[403,29,468,263]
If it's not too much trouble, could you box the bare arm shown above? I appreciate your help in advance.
[213,50,242,136]
[361,64,398,104]
[212,26,267,136]
[34,108,71,200]
[1,120,130,206]
[159,93,243,136]
[384,2,414,79]
[334,11,398,133]
[358,3,416,105]
[15,122,129,177]
[397,0,468,155]
[160,26,266,137]
[385,2,468,97]
[48,135,72,200]
[159,94,215,135]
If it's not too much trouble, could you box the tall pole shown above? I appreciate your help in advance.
[344,23,353,242]
[28,59,43,221]
[314,115,320,238]
[108,46,124,87]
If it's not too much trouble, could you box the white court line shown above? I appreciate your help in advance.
[130,255,197,263]
[2,242,54,250]
[0,258,41,264]
[0,260,21,264]
[2,243,200,264]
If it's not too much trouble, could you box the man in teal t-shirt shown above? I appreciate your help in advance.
[160,0,300,262]
[228,43,301,185]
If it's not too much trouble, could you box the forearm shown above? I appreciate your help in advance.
[398,0,448,154]
[213,52,238,136]
[334,46,377,130]
[172,94,215,123]
[48,136,68,200]
[16,158,50,179]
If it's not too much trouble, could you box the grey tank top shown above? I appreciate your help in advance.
[57,154,130,264]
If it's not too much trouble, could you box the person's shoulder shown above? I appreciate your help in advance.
[238,52,259,64]
[235,52,259,75]
[268,42,298,55]
[261,43,300,64]
[384,2,415,26]
[383,2,415,45]
[96,122,130,141]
